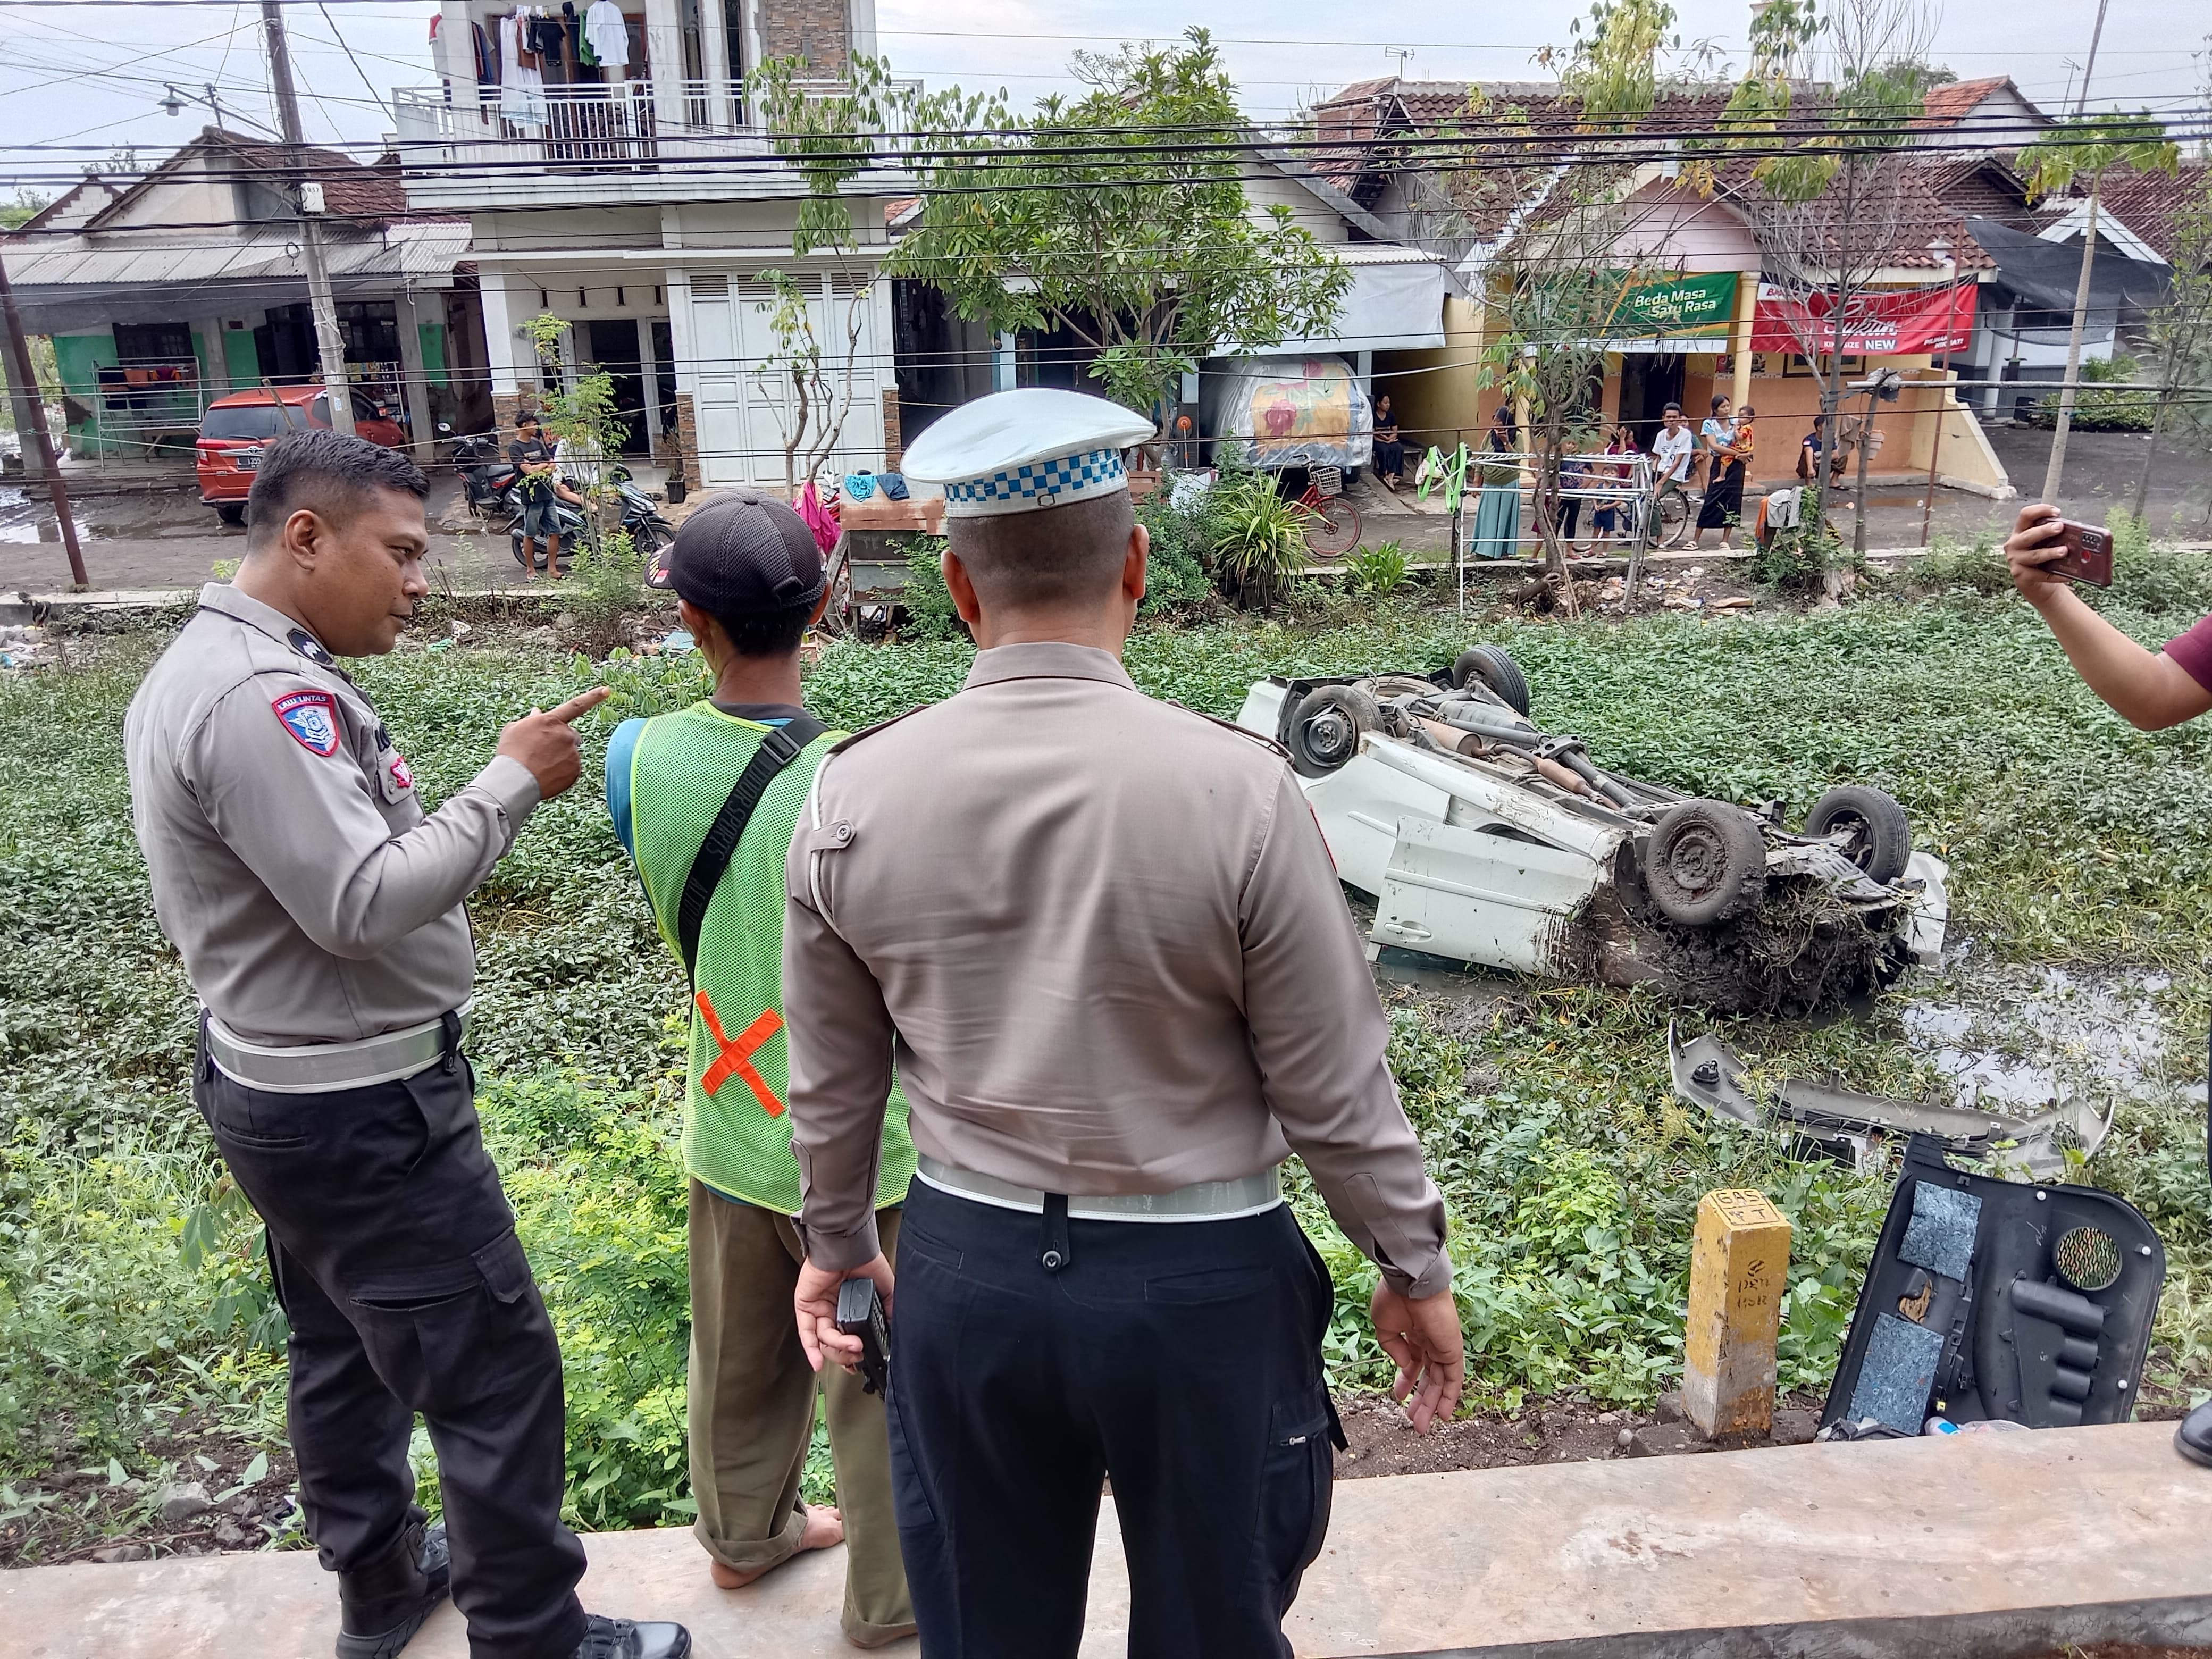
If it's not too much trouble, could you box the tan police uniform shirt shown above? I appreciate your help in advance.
[124,583,541,1047]
[783,641,1451,1298]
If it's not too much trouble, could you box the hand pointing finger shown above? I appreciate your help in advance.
[546,686,613,724]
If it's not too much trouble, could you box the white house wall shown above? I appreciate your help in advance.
[681,268,893,488]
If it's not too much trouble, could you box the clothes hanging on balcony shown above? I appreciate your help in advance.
[529,14,568,61]
[583,0,629,68]
[497,10,549,131]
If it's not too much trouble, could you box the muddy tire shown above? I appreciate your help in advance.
[1449,645,1532,717]
[1287,684,1379,778]
[1643,800,1768,926]
[1804,785,1912,884]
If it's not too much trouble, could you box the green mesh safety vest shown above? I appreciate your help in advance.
[626,702,915,1213]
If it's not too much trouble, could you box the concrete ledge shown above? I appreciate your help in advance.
[5,1423,2208,1658]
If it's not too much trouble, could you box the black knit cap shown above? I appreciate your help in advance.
[644,490,825,614]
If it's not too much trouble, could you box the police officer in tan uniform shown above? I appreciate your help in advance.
[779,390,1466,1659]
[125,431,689,1659]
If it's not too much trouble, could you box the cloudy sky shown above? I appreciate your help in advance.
[0,0,2203,190]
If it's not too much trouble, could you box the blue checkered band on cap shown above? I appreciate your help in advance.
[942,447,1129,518]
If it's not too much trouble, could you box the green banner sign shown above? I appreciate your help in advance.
[1609,271,1739,339]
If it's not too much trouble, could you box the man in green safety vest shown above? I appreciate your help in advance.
[606,492,917,1648]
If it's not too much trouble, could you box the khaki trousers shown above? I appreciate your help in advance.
[688,1183,914,1647]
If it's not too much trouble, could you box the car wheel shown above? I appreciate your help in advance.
[1804,785,1912,884]
[1449,645,1532,717]
[214,502,246,528]
[1643,800,1768,926]
[1287,685,1379,778]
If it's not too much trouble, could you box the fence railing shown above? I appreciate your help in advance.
[91,357,206,455]
[393,76,920,177]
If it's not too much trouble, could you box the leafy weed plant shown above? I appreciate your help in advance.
[5,566,2211,1544]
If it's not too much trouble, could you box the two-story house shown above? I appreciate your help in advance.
[396,0,911,489]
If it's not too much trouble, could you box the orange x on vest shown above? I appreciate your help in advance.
[693,992,786,1118]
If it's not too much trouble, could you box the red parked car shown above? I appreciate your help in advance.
[196,386,408,525]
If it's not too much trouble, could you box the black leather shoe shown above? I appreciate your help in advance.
[336,1518,450,1659]
[574,1615,693,1659]
[2176,1402,2212,1468]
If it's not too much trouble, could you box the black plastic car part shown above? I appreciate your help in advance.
[1821,1134,2165,1436]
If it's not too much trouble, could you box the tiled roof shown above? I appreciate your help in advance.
[1909,76,2015,129]
[212,130,409,221]
[60,127,413,235]
[1306,78,1995,274]
[1717,156,1996,273]
[2092,160,2210,265]
[1912,155,2037,230]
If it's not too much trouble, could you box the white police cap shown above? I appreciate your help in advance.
[901,388,1157,519]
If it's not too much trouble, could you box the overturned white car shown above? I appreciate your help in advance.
[1236,651,1949,1013]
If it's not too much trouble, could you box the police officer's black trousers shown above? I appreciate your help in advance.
[195,1046,588,1659]
[885,1179,1343,1659]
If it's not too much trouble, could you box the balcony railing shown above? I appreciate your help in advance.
[391,79,761,176]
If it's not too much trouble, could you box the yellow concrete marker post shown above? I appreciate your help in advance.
[1682,1188,1793,1439]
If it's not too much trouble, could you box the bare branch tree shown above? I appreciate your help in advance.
[1704,0,1942,549]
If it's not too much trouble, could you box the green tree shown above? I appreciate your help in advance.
[748,268,873,492]
[758,30,1349,428]
[2131,166,2212,523]
[1456,0,1698,607]
[0,189,49,231]
[1702,0,1946,549]
[2015,112,2180,499]
[522,312,627,535]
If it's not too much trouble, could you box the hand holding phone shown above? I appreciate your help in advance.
[2047,521,2114,588]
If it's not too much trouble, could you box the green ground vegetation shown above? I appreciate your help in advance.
[3,553,2210,1555]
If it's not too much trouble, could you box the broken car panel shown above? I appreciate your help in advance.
[1665,1025,2113,1183]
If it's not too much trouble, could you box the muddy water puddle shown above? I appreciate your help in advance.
[1899,958,2191,1115]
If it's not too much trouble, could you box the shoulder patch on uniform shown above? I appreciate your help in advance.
[287,627,337,668]
[1168,701,1292,761]
[272,688,342,757]
[826,705,928,755]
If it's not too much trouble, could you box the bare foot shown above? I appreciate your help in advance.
[708,1505,845,1589]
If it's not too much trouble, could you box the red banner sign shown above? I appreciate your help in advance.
[1751,281,1976,356]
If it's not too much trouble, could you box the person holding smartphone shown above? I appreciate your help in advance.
[2006,503,2212,729]
[2008,501,2212,1472]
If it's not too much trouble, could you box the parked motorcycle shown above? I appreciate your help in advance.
[506,472,673,567]
[446,426,520,519]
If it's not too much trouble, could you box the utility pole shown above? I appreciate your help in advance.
[2075,0,2109,115]
[260,0,353,436]
[0,247,90,590]
[2041,0,2113,503]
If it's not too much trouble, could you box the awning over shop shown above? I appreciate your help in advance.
[2,222,471,334]
[1252,243,1451,353]
[1964,217,2169,331]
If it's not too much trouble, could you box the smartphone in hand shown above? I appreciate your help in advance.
[2048,521,2114,588]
